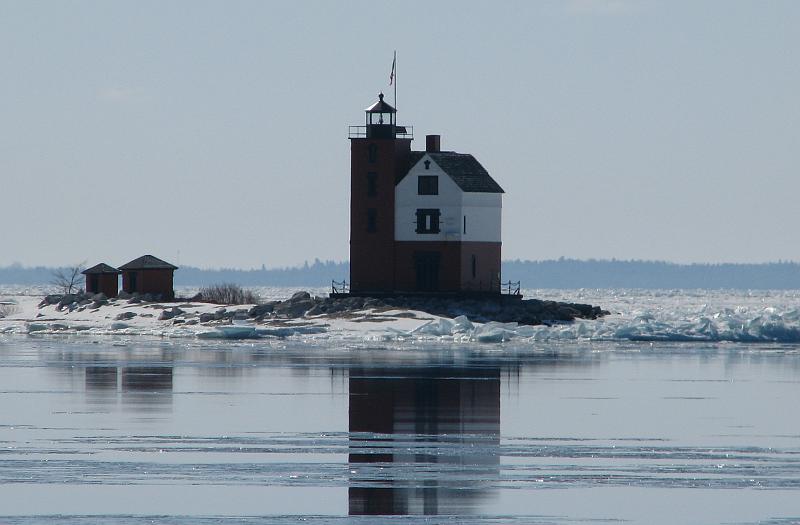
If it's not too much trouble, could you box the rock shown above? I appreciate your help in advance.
[40,295,62,307]
[115,312,137,321]
[143,293,155,302]
[363,298,385,309]
[58,294,77,308]
[117,291,132,299]
[158,307,184,321]
[90,301,105,310]
[128,297,141,304]
[91,293,108,302]
[288,291,311,302]
[248,303,276,318]
[199,313,215,323]
[232,309,249,320]
[274,299,315,318]
[305,304,325,316]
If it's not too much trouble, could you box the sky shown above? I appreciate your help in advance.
[1,0,799,268]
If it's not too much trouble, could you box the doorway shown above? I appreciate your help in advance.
[414,251,440,292]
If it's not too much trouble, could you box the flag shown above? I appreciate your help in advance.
[389,52,396,86]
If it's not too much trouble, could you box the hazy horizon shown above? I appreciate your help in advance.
[3,1,799,268]
[4,255,800,272]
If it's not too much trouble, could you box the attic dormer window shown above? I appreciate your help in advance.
[418,176,438,195]
[424,160,431,170]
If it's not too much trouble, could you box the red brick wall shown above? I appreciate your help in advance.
[349,137,411,292]
[122,269,174,298]
[459,242,502,292]
[393,241,501,293]
[394,241,462,292]
[98,274,119,298]
[85,274,119,297]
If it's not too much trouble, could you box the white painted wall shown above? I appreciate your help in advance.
[395,154,502,243]
[462,192,502,242]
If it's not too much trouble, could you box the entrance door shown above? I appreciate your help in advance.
[128,272,138,293]
[414,251,440,292]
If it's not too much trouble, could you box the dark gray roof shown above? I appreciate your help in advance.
[119,255,178,271]
[82,263,121,275]
[365,93,396,113]
[403,151,504,193]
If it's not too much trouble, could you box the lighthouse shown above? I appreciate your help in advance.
[348,94,504,295]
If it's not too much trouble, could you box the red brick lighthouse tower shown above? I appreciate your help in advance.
[349,93,412,293]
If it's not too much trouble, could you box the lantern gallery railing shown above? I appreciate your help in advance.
[331,279,349,295]
[348,125,414,139]
[502,280,521,296]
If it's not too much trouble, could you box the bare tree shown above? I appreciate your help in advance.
[51,262,86,295]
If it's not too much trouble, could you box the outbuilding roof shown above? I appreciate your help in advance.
[81,263,121,275]
[404,151,505,193]
[119,255,178,271]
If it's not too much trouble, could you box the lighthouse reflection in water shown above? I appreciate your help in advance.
[348,365,501,515]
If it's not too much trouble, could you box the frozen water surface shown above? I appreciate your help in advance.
[0,289,799,524]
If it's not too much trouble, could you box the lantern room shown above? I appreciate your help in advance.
[364,92,396,139]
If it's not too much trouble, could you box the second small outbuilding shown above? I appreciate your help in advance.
[119,255,178,299]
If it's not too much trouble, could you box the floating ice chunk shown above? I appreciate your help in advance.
[474,327,508,343]
[199,325,260,339]
[256,326,327,337]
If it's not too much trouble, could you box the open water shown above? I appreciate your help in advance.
[0,289,799,524]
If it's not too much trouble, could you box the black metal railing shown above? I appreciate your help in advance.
[331,279,349,294]
[502,280,521,295]
[348,125,414,139]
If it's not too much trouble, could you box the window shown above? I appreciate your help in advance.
[367,208,377,233]
[368,144,377,163]
[367,172,377,197]
[418,176,438,195]
[463,215,466,234]
[471,254,477,278]
[424,159,431,170]
[415,209,440,234]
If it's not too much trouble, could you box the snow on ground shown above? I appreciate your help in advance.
[3,287,800,344]
[0,293,436,341]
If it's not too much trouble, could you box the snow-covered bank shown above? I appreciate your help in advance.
[2,288,800,344]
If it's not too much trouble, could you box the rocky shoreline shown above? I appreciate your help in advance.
[38,290,608,326]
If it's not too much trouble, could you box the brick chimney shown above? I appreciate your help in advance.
[425,134,441,153]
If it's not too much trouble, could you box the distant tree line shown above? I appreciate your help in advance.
[2,258,800,290]
[503,258,800,289]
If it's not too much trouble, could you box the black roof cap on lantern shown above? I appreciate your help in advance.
[81,263,121,275]
[365,92,396,113]
[119,255,178,271]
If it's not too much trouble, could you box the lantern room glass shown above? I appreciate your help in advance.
[367,111,394,126]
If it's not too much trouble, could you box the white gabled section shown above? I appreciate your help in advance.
[395,154,502,243]
[462,191,502,242]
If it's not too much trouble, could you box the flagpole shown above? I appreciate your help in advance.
[393,50,397,110]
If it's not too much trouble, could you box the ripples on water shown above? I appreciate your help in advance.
[1,314,800,522]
